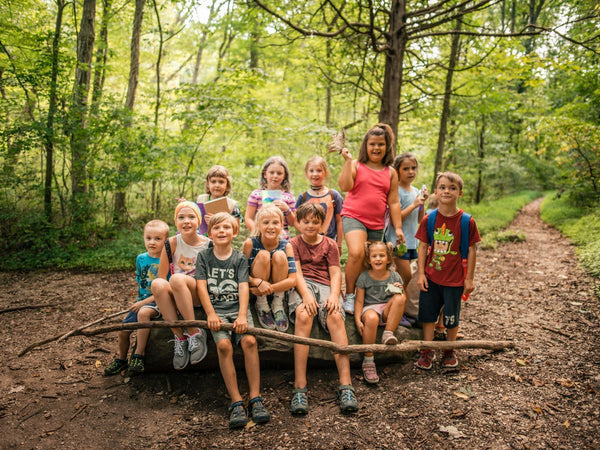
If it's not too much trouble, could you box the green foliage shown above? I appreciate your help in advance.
[540,193,600,278]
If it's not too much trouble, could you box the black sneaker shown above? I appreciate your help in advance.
[228,401,248,429]
[248,396,270,424]
[128,354,145,374]
[104,358,128,376]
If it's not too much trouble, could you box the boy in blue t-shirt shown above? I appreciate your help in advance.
[105,220,170,376]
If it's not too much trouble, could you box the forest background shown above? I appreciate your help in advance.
[0,0,598,275]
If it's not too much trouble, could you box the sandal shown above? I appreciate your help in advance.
[228,401,248,429]
[290,387,308,415]
[248,396,270,424]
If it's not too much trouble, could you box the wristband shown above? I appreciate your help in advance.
[257,279,263,288]
[283,209,291,216]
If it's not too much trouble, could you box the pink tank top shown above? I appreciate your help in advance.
[341,163,391,229]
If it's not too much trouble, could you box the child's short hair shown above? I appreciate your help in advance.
[363,241,394,269]
[358,123,395,166]
[208,212,239,235]
[296,202,325,224]
[205,165,232,196]
[427,194,439,209]
[260,156,291,192]
[144,219,169,237]
[304,156,329,178]
[252,205,284,237]
[392,152,418,172]
[435,171,464,190]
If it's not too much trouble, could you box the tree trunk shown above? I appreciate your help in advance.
[153,0,163,127]
[70,0,96,225]
[431,11,463,190]
[475,116,486,203]
[44,0,66,222]
[113,0,146,223]
[378,0,407,146]
[90,0,110,110]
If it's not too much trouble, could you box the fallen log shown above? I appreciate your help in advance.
[0,303,57,314]
[20,319,514,358]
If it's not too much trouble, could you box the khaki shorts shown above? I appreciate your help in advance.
[288,279,345,332]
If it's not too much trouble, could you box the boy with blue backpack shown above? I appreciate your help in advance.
[415,172,481,370]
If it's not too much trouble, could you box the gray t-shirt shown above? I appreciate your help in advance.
[356,270,403,306]
[195,248,249,313]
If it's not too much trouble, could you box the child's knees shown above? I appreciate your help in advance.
[216,339,233,355]
[169,273,188,289]
[254,250,270,265]
[137,309,154,321]
[326,310,345,328]
[271,250,286,264]
[151,278,169,293]
[362,310,380,325]
[241,334,257,350]
[295,306,313,327]
[391,294,406,308]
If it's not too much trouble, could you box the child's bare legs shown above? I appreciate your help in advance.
[117,331,132,360]
[326,311,352,386]
[216,339,242,403]
[394,257,412,292]
[270,250,289,284]
[251,251,275,329]
[250,250,271,282]
[241,335,261,399]
[361,310,380,355]
[170,274,200,335]
[382,294,406,334]
[344,230,367,296]
[446,326,459,341]
[293,304,313,388]
[135,308,159,356]
[422,322,435,341]
[152,278,185,339]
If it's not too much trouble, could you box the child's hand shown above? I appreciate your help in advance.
[340,147,352,161]
[129,302,143,313]
[256,280,273,296]
[233,316,248,334]
[272,200,290,215]
[325,295,340,314]
[203,212,213,223]
[395,229,406,244]
[355,318,364,337]
[417,274,428,292]
[412,195,425,208]
[463,278,475,296]
[207,312,222,331]
[302,296,318,316]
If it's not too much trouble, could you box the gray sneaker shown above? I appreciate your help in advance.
[171,337,189,370]
[188,330,208,365]
[343,293,355,315]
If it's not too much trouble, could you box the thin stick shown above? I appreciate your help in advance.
[18,309,129,357]
[20,320,515,356]
[0,303,57,314]
[57,309,129,342]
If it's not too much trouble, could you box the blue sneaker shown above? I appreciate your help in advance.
[290,387,308,415]
[338,385,358,412]
[343,293,355,315]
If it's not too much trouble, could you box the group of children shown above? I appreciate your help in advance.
[105,123,480,428]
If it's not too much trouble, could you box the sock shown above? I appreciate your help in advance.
[272,292,284,313]
[256,295,270,312]
[363,356,374,365]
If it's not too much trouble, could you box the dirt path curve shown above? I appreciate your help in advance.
[0,198,598,448]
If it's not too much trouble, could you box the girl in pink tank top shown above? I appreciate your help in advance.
[337,123,405,315]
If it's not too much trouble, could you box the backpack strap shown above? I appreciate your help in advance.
[164,238,175,275]
[302,192,307,204]
[426,208,438,247]
[459,211,471,260]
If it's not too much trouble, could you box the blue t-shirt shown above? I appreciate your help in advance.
[136,252,161,302]
[385,186,419,250]
[295,189,343,240]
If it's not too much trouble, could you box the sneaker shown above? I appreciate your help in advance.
[434,328,447,341]
[188,330,208,365]
[248,396,270,424]
[104,358,128,376]
[171,337,189,370]
[382,331,398,345]
[416,349,436,370]
[362,362,379,384]
[289,387,308,415]
[257,309,276,329]
[128,354,145,374]
[228,401,248,429]
[337,385,358,413]
[273,309,289,332]
[343,293,355,315]
[441,349,459,369]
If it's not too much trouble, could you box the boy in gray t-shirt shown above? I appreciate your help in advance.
[196,213,270,429]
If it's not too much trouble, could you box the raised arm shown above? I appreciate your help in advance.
[337,149,356,192]
[387,170,405,243]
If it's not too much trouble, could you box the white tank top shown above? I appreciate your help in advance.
[173,233,209,276]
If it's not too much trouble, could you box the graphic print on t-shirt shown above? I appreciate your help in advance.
[429,222,457,271]
[178,256,196,275]
[207,267,239,304]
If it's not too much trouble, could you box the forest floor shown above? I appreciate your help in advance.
[1,198,599,449]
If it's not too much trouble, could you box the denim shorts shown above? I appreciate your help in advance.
[210,309,254,345]
[418,278,463,328]
[288,279,345,333]
[398,248,418,261]
[122,302,161,323]
[342,216,384,241]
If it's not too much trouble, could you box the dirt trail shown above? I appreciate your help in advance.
[0,198,598,449]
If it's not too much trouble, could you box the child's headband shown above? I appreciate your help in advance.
[174,201,202,223]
